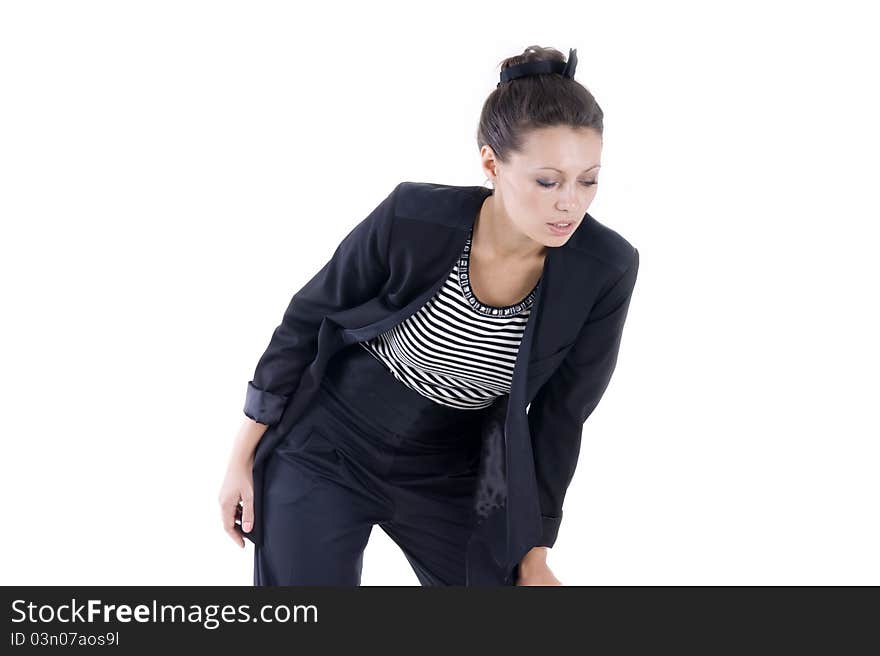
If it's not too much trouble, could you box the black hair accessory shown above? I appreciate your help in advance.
[497,47,578,87]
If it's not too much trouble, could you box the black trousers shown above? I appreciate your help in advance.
[253,343,515,586]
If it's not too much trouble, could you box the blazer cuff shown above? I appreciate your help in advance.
[539,514,562,547]
[243,381,288,426]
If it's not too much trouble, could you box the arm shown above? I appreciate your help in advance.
[243,182,402,427]
[527,246,640,547]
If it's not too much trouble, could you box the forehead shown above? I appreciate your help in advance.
[515,126,602,169]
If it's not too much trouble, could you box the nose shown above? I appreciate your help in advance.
[556,182,579,212]
[555,187,578,212]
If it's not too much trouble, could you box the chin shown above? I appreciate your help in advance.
[540,230,576,246]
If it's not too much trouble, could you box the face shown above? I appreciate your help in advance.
[483,125,602,247]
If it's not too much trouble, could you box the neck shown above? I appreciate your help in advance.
[473,195,547,261]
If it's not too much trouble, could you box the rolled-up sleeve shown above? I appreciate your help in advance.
[244,183,402,426]
[527,246,640,547]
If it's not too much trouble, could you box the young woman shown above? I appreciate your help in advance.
[218,45,640,586]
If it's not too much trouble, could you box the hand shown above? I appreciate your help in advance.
[218,454,255,548]
[516,548,562,586]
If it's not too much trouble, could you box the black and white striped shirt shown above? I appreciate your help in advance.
[359,228,541,410]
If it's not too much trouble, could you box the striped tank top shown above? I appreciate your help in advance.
[358,227,541,410]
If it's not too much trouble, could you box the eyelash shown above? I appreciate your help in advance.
[537,180,598,188]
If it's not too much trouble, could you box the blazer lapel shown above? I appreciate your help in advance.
[524,245,588,398]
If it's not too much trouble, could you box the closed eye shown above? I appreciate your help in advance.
[537,180,597,188]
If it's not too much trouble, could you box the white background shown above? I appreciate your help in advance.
[2,0,877,586]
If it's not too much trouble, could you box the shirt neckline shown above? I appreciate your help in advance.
[457,228,540,317]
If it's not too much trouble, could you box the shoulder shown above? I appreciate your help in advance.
[394,180,471,209]
[566,211,638,276]
[393,181,488,229]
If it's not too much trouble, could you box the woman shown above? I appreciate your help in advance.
[218,45,640,586]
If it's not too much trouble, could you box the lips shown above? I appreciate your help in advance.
[546,221,576,236]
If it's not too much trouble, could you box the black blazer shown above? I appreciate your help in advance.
[241,181,640,583]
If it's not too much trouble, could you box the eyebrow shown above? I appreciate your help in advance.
[535,165,601,173]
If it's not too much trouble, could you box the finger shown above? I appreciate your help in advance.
[220,498,246,548]
[221,509,245,548]
[224,524,244,548]
[240,494,254,533]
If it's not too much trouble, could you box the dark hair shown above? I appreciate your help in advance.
[476,45,603,170]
